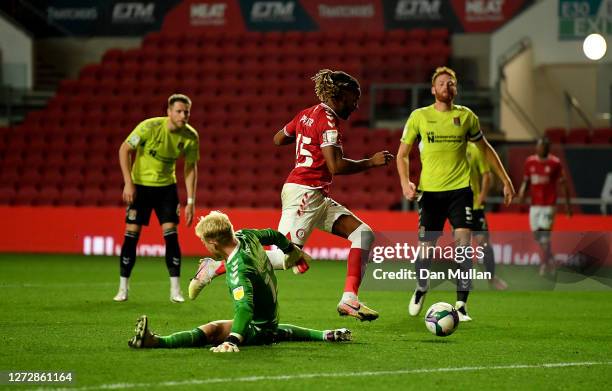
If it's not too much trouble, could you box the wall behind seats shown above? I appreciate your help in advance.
[491,0,611,139]
[36,38,141,79]
[0,11,32,89]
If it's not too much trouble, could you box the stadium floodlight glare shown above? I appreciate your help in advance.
[582,33,607,60]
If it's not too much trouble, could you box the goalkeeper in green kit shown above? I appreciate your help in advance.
[128,211,351,352]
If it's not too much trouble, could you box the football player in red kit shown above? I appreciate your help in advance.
[272,69,394,321]
[190,69,393,321]
[518,137,572,275]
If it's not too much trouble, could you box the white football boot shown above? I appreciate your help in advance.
[408,289,427,316]
[455,301,473,322]
[113,289,128,302]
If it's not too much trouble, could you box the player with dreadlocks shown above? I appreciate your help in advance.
[191,69,393,321]
[270,69,394,320]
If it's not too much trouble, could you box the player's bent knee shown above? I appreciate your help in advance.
[348,223,375,250]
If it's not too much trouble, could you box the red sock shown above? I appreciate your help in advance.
[215,261,226,275]
[344,248,364,294]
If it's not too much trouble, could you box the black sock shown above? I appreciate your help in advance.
[164,228,181,277]
[119,231,140,277]
[415,257,431,298]
[482,244,495,277]
[456,246,472,303]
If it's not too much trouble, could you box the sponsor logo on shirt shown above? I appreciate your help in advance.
[530,174,550,185]
[427,131,435,143]
[233,286,245,300]
[426,131,464,143]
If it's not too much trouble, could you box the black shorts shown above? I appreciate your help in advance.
[126,184,180,226]
[417,187,473,241]
[471,209,488,232]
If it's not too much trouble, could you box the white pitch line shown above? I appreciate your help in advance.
[29,360,612,391]
[0,281,165,289]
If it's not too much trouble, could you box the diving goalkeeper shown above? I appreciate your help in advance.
[127,211,351,352]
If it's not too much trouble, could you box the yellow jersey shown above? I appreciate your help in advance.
[401,104,482,191]
[125,117,199,187]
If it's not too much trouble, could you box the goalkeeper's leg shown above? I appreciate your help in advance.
[129,316,232,348]
[276,324,352,342]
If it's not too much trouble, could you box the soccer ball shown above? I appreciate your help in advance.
[424,302,459,337]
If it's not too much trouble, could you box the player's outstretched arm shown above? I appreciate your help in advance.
[321,145,393,176]
[474,138,515,206]
[251,228,294,252]
[397,141,417,201]
[273,129,295,146]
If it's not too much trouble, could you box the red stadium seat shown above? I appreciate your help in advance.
[58,186,82,206]
[82,187,104,206]
[38,185,61,205]
[100,188,123,207]
[566,128,589,144]
[0,185,16,205]
[102,49,124,64]
[16,185,38,205]
[544,127,566,144]
[23,29,450,211]
[591,128,612,144]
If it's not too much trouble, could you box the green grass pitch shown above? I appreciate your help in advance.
[1,254,611,390]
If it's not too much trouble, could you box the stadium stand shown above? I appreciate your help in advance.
[544,126,612,145]
[3,30,449,208]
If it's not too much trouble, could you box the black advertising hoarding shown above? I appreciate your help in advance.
[11,0,536,36]
[383,0,463,30]
[238,0,317,31]
[382,0,534,33]
[43,0,180,36]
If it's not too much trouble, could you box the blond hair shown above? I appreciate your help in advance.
[168,93,192,107]
[312,69,360,102]
[431,66,457,85]
[194,211,235,245]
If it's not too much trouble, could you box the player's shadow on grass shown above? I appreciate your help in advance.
[419,339,457,344]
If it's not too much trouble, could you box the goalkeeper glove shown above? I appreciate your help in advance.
[283,244,312,273]
[210,342,239,353]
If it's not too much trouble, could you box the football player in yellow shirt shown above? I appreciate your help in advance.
[113,94,199,303]
[397,67,514,321]
[467,142,508,290]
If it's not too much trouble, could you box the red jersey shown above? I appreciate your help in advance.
[283,103,343,194]
[523,154,563,206]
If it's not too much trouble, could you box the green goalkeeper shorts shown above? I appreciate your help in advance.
[243,323,278,346]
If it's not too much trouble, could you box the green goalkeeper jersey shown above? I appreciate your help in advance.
[125,117,199,187]
[226,229,293,338]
